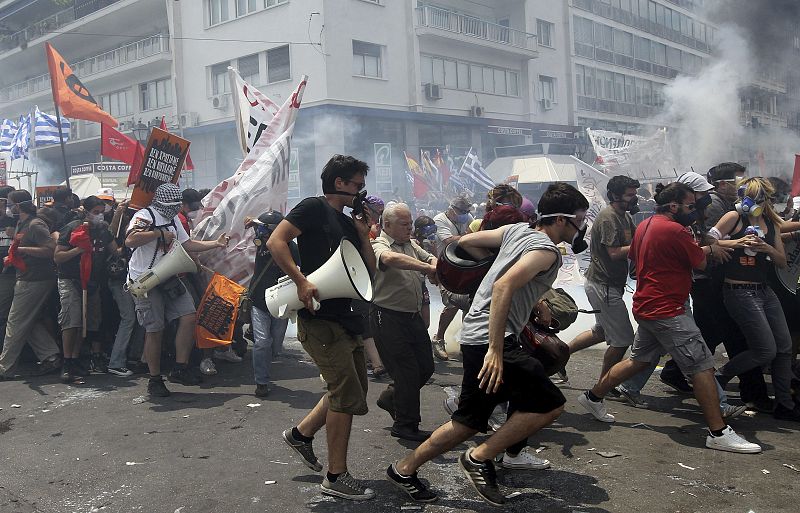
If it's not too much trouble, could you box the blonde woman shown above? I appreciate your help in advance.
[710,177,799,422]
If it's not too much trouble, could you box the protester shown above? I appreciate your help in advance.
[107,200,140,377]
[413,215,437,329]
[0,190,62,379]
[125,183,229,398]
[485,183,522,212]
[356,195,386,378]
[577,182,761,454]
[51,186,74,230]
[387,183,587,505]
[370,202,437,442]
[247,211,299,398]
[267,154,378,501]
[0,186,17,351]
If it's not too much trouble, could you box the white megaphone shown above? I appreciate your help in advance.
[265,238,373,319]
[125,242,197,298]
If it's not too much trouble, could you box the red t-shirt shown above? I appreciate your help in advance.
[629,215,705,320]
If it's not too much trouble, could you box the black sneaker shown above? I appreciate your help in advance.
[773,403,800,422]
[60,360,74,384]
[147,377,171,397]
[377,388,396,420]
[35,355,62,376]
[168,367,201,386]
[72,359,90,377]
[660,371,693,394]
[746,396,775,413]
[390,425,432,442]
[282,428,323,472]
[255,384,271,398]
[90,353,108,373]
[386,463,438,502]
[459,449,505,506]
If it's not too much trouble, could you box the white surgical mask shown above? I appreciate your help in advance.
[88,212,104,225]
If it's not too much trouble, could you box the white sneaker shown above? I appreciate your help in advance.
[214,348,243,363]
[578,391,615,423]
[498,449,551,470]
[705,426,761,454]
[200,358,217,376]
[721,404,747,419]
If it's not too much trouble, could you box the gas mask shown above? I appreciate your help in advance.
[329,189,370,216]
[735,186,765,218]
[695,194,712,211]
[673,204,699,227]
[87,212,104,225]
[608,192,639,215]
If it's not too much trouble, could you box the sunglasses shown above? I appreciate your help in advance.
[345,180,366,191]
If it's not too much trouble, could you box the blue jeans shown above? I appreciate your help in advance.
[722,286,794,409]
[252,306,289,385]
[108,281,139,369]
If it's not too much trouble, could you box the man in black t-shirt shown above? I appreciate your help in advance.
[267,155,377,501]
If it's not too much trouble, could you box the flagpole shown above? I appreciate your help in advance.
[53,102,71,190]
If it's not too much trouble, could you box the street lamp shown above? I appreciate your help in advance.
[575,130,591,161]
[131,121,149,144]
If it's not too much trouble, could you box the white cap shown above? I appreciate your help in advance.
[677,171,714,192]
[95,187,115,201]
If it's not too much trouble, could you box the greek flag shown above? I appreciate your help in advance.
[10,115,30,160]
[34,107,70,146]
[0,118,17,153]
[456,147,494,190]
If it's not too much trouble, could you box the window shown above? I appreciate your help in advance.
[237,0,257,16]
[432,58,445,84]
[667,46,681,69]
[99,88,132,117]
[238,54,260,84]
[651,41,667,65]
[494,68,506,95]
[624,75,635,102]
[140,78,172,110]
[574,16,593,44]
[537,19,554,47]
[507,71,518,96]
[210,62,230,95]
[267,45,290,82]
[470,64,483,91]
[265,0,287,6]
[635,36,651,61]
[352,40,382,78]
[444,59,457,88]
[539,76,555,102]
[594,23,613,50]
[421,55,433,84]
[613,73,624,101]
[457,61,469,89]
[613,29,633,56]
[208,0,229,25]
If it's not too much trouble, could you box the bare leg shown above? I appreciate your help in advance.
[174,313,195,365]
[568,328,605,354]
[144,330,164,376]
[691,369,725,431]
[396,420,478,475]
[591,358,652,397]
[297,394,329,438]
[600,346,628,378]
[471,406,563,461]
[435,305,459,340]
[61,327,81,359]
[362,337,383,370]
[325,410,353,474]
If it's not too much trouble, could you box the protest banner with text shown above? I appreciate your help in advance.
[129,127,190,209]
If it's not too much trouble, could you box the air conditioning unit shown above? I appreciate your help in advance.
[541,98,553,110]
[211,94,229,109]
[117,121,128,131]
[424,83,442,100]
[179,112,199,128]
[469,106,484,117]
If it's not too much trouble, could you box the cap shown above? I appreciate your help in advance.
[95,187,115,201]
[449,194,472,212]
[677,171,714,192]
[707,162,745,183]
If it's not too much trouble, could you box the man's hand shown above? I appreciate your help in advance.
[478,348,503,393]
[297,278,320,313]
[710,244,733,263]
[215,233,230,248]
[352,209,372,239]
[116,201,129,212]
[161,229,176,246]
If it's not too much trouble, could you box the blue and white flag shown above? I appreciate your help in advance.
[0,118,17,153]
[456,147,494,191]
[34,107,70,146]
[10,115,30,160]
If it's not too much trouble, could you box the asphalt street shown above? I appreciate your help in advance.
[1,335,797,513]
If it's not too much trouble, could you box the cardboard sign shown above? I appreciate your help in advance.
[129,127,190,209]
[35,185,61,207]
[195,273,245,349]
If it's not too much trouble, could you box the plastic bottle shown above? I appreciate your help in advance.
[744,226,761,256]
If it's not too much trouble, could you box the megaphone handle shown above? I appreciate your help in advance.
[311,298,321,311]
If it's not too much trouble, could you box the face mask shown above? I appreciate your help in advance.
[735,196,764,218]
[87,212,104,225]
[104,204,112,214]
[9,205,19,220]
[568,219,589,253]
[626,196,640,215]
[5,208,12,218]
[153,202,182,220]
[695,194,712,211]
[455,212,471,224]
[674,207,698,227]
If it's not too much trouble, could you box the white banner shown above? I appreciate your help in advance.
[586,127,673,180]
[193,76,308,284]
[230,66,281,157]
[554,163,610,287]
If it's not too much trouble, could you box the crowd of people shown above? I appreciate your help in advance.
[0,154,799,506]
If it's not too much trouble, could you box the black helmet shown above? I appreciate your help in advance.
[256,210,284,229]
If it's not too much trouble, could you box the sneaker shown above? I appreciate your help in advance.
[60,360,74,384]
[660,372,693,394]
[390,425,432,442]
[487,408,507,432]
[386,463,438,502]
[321,471,375,501]
[577,391,615,423]
[107,367,133,377]
[552,367,569,384]
[459,449,504,506]
[36,355,62,376]
[773,403,800,422]
[255,384,271,398]
[282,428,323,472]
[721,404,747,419]
[90,353,108,373]
[705,426,761,453]
[168,367,201,386]
[431,336,449,361]
[497,449,551,470]
[147,377,171,397]
[71,359,90,377]
[443,395,459,416]
[614,386,649,409]
[377,389,396,420]
[213,348,243,363]
[200,358,217,376]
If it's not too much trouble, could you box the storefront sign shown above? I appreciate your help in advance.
[71,162,131,176]
[374,143,392,194]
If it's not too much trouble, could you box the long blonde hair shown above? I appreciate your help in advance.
[741,177,782,226]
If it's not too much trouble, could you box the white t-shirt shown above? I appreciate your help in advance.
[126,208,189,281]
[433,212,469,255]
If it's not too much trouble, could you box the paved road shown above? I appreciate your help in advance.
[1,336,797,513]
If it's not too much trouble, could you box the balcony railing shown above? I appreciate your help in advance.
[0,34,169,103]
[0,0,123,55]
[740,110,789,128]
[415,5,536,51]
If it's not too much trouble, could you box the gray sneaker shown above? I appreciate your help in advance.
[321,471,376,501]
[721,404,747,419]
[612,386,649,409]
[282,429,323,472]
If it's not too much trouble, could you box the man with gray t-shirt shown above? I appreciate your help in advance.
[386,183,590,506]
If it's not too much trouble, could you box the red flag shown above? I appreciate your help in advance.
[791,154,800,197]
[69,224,92,290]
[3,237,26,273]
[101,124,139,165]
[434,149,450,187]
[127,141,145,186]
[159,117,194,171]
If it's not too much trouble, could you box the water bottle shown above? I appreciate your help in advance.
[744,226,760,256]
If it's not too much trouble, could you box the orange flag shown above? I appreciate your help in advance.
[45,43,118,127]
[195,273,246,349]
